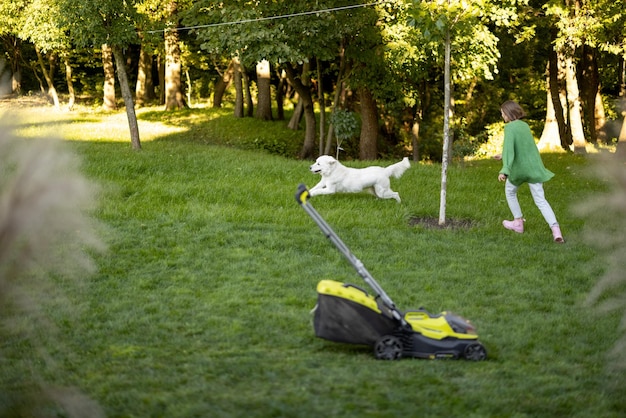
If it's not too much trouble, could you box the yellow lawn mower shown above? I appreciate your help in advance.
[295,184,487,361]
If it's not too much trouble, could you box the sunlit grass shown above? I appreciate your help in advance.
[7,107,189,142]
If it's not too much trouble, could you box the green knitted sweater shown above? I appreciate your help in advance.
[499,120,554,186]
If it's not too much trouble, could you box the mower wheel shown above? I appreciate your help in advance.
[374,335,403,360]
[463,342,487,361]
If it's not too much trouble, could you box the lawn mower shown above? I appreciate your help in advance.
[295,184,487,361]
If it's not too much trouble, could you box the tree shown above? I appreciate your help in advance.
[0,0,28,94]
[133,5,163,108]
[539,43,570,151]
[19,0,75,109]
[543,0,595,153]
[256,59,272,120]
[590,0,626,154]
[283,63,317,158]
[101,44,117,110]
[409,0,511,224]
[233,56,244,118]
[135,41,156,107]
[212,58,234,108]
[60,0,141,149]
[341,3,397,160]
[164,0,187,110]
[440,21,451,225]
[34,46,60,109]
[358,87,379,160]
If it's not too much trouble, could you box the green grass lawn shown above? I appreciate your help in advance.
[1,104,625,417]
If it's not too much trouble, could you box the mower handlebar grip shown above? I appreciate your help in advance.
[295,184,310,205]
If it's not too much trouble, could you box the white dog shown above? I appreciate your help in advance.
[309,155,410,202]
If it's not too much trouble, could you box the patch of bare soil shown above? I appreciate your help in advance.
[409,216,475,230]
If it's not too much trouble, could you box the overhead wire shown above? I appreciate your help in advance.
[145,1,386,34]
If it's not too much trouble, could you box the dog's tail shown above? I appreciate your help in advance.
[385,157,411,179]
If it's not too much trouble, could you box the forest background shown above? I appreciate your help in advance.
[1,0,625,160]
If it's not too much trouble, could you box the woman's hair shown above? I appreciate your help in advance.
[501,100,526,122]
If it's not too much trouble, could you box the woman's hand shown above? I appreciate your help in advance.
[498,173,508,182]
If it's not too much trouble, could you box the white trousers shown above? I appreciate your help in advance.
[505,180,558,227]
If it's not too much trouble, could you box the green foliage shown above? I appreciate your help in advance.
[0,0,27,37]
[408,0,514,82]
[186,1,343,67]
[330,109,359,158]
[330,109,359,141]
[19,0,67,52]
[2,107,626,417]
[472,121,504,159]
[59,0,139,48]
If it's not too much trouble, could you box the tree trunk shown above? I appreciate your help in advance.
[157,54,165,105]
[185,68,192,106]
[618,55,626,97]
[256,60,272,120]
[358,87,378,160]
[617,77,626,156]
[164,25,186,110]
[579,45,600,143]
[538,87,563,152]
[102,44,117,110]
[2,35,22,94]
[288,97,304,130]
[276,69,286,120]
[439,27,452,225]
[213,59,234,108]
[112,46,141,150]
[164,0,186,111]
[564,54,586,153]
[233,56,244,118]
[242,63,253,117]
[136,44,155,107]
[325,44,346,155]
[35,46,60,110]
[283,63,316,159]
[316,58,326,156]
[548,47,570,150]
[30,61,46,93]
[616,117,626,157]
[63,55,75,111]
[594,90,607,143]
[411,106,422,162]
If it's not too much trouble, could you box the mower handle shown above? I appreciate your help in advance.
[295,183,310,205]
[294,183,408,328]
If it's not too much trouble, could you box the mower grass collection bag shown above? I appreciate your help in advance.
[313,279,397,346]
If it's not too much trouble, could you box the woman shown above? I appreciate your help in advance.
[497,100,564,243]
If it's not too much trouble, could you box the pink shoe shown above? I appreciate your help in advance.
[551,225,564,243]
[502,218,524,233]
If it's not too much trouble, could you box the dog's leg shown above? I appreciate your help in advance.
[373,184,401,203]
[309,181,337,196]
[310,187,337,197]
[309,179,326,194]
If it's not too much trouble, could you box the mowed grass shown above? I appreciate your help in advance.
[1,104,625,417]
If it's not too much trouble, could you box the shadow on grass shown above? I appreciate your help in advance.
[138,106,305,158]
